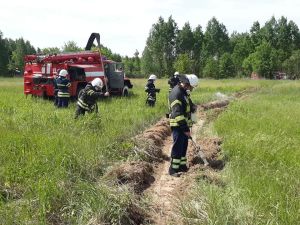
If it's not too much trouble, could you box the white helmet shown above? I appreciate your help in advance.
[186,74,199,88]
[59,69,68,77]
[148,74,157,80]
[174,71,179,76]
[91,78,103,90]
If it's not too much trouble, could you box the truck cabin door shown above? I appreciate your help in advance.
[68,67,86,95]
[105,62,124,89]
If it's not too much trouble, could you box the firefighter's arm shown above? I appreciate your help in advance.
[87,89,103,98]
[170,100,190,132]
[145,83,150,92]
[189,98,197,113]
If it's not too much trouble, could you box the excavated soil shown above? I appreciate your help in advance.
[144,110,225,225]
[105,98,235,224]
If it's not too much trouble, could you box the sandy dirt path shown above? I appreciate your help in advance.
[145,115,205,225]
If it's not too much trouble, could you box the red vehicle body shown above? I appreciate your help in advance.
[24,33,133,98]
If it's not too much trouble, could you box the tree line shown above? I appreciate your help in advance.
[138,16,300,79]
[1,15,300,79]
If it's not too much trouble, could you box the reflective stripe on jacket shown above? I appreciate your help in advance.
[77,83,103,110]
[56,77,71,97]
[168,85,191,132]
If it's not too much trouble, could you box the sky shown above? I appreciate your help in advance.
[1,0,300,57]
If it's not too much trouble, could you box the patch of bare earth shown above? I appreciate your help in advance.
[106,98,234,224]
[144,107,226,225]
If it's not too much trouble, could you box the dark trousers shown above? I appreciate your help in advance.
[54,91,59,106]
[58,97,69,108]
[74,105,86,119]
[171,127,188,158]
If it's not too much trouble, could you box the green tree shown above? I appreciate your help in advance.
[250,21,262,47]
[173,53,193,74]
[0,31,9,75]
[203,57,219,78]
[219,53,235,78]
[176,22,194,55]
[242,41,278,78]
[141,16,178,77]
[283,50,300,79]
[203,17,230,59]
[260,16,277,48]
[231,33,253,76]
[133,50,141,75]
[41,47,61,54]
[192,25,204,76]
[8,38,36,75]
[62,41,82,52]
[141,46,156,76]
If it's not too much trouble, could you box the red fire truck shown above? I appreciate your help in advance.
[23,33,133,98]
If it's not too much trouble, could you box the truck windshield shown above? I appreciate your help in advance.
[115,63,124,72]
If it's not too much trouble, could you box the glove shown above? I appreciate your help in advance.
[191,104,197,113]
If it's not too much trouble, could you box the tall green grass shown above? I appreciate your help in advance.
[180,80,300,225]
[0,77,264,224]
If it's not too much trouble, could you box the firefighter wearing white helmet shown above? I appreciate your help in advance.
[186,74,199,88]
[56,69,71,108]
[75,78,109,118]
[168,74,198,176]
[168,71,181,92]
[145,74,160,106]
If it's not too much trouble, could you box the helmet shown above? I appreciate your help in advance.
[148,74,157,80]
[186,74,199,88]
[179,75,190,85]
[174,71,179,76]
[59,69,68,77]
[91,78,103,90]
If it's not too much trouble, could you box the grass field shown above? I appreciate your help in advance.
[0,77,299,224]
[180,80,300,225]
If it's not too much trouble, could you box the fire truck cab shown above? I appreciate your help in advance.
[23,33,133,98]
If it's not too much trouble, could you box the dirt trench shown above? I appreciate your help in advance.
[107,99,230,225]
[144,109,225,225]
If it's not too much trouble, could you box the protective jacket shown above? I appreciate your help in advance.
[53,78,58,95]
[169,85,196,132]
[145,80,160,99]
[77,83,103,111]
[168,76,180,91]
[56,77,71,97]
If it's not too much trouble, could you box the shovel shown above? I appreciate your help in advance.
[189,137,209,166]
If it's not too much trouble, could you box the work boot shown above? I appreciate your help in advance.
[179,156,188,172]
[179,165,189,173]
[168,166,180,177]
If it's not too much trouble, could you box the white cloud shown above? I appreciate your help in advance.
[1,0,300,56]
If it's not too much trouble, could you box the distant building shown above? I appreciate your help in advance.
[251,72,261,80]
[273,71,287,80]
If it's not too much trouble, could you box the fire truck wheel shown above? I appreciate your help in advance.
[123,85,129,97]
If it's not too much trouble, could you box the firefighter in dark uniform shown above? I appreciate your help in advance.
[56,69,71,108]
[145,74,160,107]
[53,69,60,107]
[168,71,180,92]
[74,78,110,118]
[168,74,199,176]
